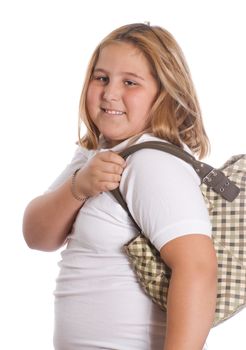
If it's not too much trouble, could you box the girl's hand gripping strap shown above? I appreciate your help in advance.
[110,141,240,220]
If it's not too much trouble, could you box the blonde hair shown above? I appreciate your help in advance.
[78,23,210,159]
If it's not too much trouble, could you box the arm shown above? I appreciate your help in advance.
[119,145,216,347]
[22,179,84,252]
[22,151,126,251]
[160,234,217,350]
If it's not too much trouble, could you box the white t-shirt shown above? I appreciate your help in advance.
[50,133,212,350]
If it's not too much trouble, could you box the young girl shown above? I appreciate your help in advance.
[23,23,217,350]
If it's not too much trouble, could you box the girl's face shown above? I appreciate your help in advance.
[86,42,158,147]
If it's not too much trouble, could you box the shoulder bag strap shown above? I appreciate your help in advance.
[110,141,240,229]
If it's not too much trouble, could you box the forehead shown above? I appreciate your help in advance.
[95,42,153,74]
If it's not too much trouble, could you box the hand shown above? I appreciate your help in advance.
[75,151,126,198]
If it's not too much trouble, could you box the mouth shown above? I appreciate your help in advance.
[101,108,125,116]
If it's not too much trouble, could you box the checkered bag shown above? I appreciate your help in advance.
[111,141,245,327]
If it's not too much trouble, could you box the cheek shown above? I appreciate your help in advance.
[86,84,100,111]
[126,91,148,109]
[143,91,157,114]
[132,92,155,115]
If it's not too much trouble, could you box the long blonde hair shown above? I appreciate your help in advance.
[78,23,210,159]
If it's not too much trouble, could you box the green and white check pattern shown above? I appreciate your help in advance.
[125,154,246,327]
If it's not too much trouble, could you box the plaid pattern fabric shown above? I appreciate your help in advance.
[124,154,246,327]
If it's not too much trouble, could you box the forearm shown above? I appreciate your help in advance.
[163,266,217,350]
[22,177,85,251]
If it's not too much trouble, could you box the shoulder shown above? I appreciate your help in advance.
[123,136,200,187]
[119,135,212,250]
[120,134,203,212]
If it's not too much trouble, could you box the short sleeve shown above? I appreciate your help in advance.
[119,148,212,251]
[47,146,96,192]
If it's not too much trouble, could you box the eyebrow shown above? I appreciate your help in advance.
[93,68,145,81]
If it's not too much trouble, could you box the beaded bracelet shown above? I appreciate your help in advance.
[71,168,88,202]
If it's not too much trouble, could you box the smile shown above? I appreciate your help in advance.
[101,108,125,116]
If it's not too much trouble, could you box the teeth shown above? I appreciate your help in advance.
[103,109,124,115]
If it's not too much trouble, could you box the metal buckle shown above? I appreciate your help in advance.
[203,169,218,184]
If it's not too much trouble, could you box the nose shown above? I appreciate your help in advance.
[102,81,120,101]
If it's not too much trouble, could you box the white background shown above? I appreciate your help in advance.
[0,0,245,349]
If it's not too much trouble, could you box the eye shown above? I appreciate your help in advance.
[124,80,137,86]
[93,75,109,84]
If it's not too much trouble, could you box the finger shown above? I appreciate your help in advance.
[99,151,126,167]
[99,181,121,192]
[100,163,125,175]
[98,173,122,183]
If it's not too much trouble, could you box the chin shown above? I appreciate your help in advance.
[104,136,125,147]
